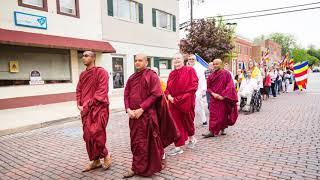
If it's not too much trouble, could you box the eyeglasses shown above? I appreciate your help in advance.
[82,54,90,58]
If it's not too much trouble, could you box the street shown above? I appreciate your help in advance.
[1,86,319,180]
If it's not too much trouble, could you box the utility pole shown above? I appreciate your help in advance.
[190,0,193,23]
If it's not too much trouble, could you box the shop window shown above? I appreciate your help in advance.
[0,45,72,87]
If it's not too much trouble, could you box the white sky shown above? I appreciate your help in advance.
[179,0,320,48]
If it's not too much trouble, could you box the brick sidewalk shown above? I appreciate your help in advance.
[0,92,319,179]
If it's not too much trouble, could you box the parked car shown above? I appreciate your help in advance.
[312,67,320,73]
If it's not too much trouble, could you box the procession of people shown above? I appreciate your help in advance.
[76,50,299,178]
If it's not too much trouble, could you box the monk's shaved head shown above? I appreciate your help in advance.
[135,53,148,71]
[135,53,148,61]
[212,59,222,71]
[173,53,184,69]
[82,51,96,67]
[208,62,214,71]
[83,51,96,58]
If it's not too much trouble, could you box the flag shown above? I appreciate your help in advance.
[288,58,294,70]
[281,52,289,69]
[241,62,246,70]
[195,54,208,69]
[262,48,270,64]
[293,61,309,90]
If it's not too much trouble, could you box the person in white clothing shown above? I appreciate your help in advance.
[188,54,208,126]
[238,70,258,111]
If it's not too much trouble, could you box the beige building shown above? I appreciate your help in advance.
[0,0,179,110]
[101,0,179,91]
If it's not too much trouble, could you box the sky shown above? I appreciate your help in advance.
[179,0,320,49]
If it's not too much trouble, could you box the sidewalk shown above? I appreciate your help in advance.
[0,94,124,136]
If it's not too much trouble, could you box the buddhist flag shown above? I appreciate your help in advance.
[195,53,208,69]
[288,58,294,70]
[293,61,309,90]
[263,48,270,63]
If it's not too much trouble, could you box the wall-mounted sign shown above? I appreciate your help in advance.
[14,11,47,29]
[9,61,19,73]
[29,70,44,85]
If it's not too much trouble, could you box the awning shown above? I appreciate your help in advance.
[0,28,116,53]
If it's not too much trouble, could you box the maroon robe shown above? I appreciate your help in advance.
[124,68,164,177]
[207,69,238,135]
[76,67,110,161]
[165,66,198,147]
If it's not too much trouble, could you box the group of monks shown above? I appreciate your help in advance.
[76,51,238,178]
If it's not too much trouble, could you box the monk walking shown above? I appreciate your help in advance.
[203,59,238,138]
[123,54,164,178]
[165,53,198,156]
[76,51,112,172]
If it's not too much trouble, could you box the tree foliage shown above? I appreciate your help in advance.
[292,48,320,66]
[268,33,297,56]
[180,18,235,62]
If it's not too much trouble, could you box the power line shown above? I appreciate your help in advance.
[179,6,320,29]
[179,1,320,28]
[224,6,320,21]
[216,1,320,17]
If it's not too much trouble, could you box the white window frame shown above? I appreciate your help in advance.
[113,0,139,22]
[156,10,173,31]
[22,0,43,7]
[58,0,77,16]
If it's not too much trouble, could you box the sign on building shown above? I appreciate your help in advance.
[29,70,44,85]
[9,61,19,73]
[14,11,47,30]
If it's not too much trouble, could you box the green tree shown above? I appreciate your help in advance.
[292,48,320,66]
[180,18,235,62]
[269,33,297,55]
[253,35,266,45]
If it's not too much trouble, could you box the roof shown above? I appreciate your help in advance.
[0,28,116,53]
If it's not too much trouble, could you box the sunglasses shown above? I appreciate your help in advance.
[82,54,90,58]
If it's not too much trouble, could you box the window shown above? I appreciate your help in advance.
[18,0,48,11]
[0,44,72,87]
[156,10,173,30]
[113,0,139,22]
[57,0,80,18]
[112,57,124,89]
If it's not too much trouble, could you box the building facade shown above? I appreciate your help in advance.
[252,39,282,66]
[0,0,179,110]
[233,36,253,73]
[101,0,179,91]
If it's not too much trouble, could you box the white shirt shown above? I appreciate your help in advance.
[192,63,207,97]
[239,77,258,94]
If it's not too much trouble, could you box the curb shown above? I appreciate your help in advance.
[0,108,124,137]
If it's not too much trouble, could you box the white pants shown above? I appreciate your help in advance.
[238,91,252,110]
[195,95,207,123]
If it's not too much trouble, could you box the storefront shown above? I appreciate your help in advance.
[0,28,115,110]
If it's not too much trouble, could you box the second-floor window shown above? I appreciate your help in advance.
[157,10,173,30]
[18,0,48,11]
[113,0,139,22]
[57,0,79,18]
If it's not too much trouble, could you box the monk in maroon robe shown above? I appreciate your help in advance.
[76,51,112,172]
[123,54,164,178]
[203,59,238,138]
[165,53,198,156]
